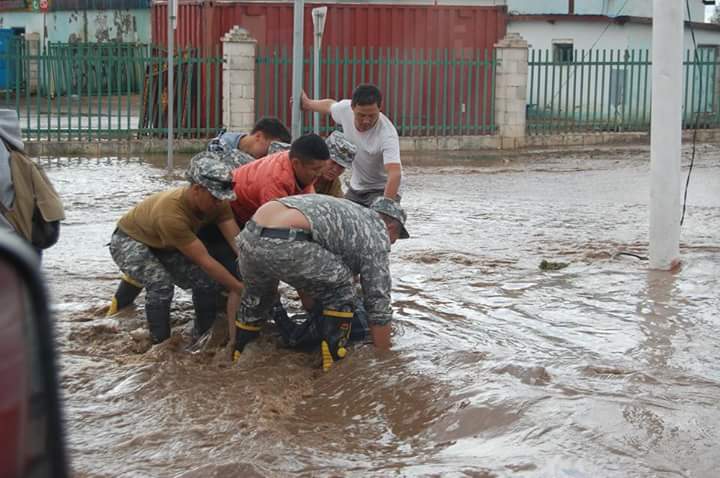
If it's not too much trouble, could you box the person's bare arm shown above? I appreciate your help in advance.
[217,218,241,256]
[301,90,336,115]
[384,163,402,199]
[177,239,243,294]
[370,324,391,351]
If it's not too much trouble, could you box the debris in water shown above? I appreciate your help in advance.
[539,259,569,271]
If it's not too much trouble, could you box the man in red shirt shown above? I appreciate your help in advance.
[229,133,330,225]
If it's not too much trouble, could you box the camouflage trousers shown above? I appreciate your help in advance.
[237,220,355,325]
[109,229,221,309]
[345,187,401,208]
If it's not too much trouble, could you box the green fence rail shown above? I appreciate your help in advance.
[0,39,223,141]
[528,47,720,134]
[256,46,497,136]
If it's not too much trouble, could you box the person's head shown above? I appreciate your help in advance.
[289,134,331,187]
[323,131,356,181]
[370,197,409,245]
[185,152,236,214]
[242,117,291,158]
[350,84,383,132]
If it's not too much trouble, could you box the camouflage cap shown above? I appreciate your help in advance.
[186,151,236,201]
[325,131,356,169]
[267,140,291,155]
[370,197,409,239]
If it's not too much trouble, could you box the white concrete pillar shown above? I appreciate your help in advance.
[649,0,683,270]
[26,33,40,95]
[221,26,257,132]
[494,33,529,149]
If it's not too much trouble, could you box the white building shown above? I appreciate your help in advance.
[506,0,720,54]
[504,0,720,129]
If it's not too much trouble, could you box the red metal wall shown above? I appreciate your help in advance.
[152,2,506,55]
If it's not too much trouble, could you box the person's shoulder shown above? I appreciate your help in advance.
[378,113,399,138]
[330,99,353,116]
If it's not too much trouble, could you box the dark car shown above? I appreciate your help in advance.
[0,230,68,478]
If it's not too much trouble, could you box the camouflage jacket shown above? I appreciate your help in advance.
[278,195,392,325]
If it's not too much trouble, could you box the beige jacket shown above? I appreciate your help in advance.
[2,149,65,242]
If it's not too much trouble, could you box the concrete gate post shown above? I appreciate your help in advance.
[26,32,41,95]
[221,26,257,132]
[494,33,529,149]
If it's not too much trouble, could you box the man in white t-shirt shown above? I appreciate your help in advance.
[301,84,402,207]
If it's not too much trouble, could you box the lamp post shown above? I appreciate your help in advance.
[312,7,327,134]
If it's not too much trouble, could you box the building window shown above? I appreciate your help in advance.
[553,43,574,63]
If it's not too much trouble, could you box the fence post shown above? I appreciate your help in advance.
[494,33,529,149]
[221,26,256,132]
[26,32,41,95]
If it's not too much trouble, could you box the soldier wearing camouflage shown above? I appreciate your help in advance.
[108,152,241,343]
[237,194,398,327]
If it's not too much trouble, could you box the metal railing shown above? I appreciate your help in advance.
[256,46,497,136]
[527,48,720,134]
[0,39,223,141]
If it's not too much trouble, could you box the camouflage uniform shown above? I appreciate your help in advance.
[206,130,256,169]
[109,229,220,308]
[237,194,393,328]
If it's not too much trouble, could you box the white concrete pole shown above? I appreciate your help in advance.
[649,0,683,269]
[291,0,304,139]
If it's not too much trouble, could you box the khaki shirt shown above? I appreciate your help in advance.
[118,187,233,249]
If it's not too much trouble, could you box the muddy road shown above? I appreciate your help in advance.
[40,144,720,477]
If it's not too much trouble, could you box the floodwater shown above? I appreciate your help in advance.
[41,143,720,477]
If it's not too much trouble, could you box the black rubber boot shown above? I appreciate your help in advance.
[233,322,261,362]
[145,304,171,344]
[192,290,218,339]
[107,276,143,316]
[319,308,353,372]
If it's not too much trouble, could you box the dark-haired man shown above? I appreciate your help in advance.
[207,116,292,168]
[232,195,409,372]
[301,84,403,207]
[108,152,243,344]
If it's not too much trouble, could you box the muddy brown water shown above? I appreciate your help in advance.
[39,144,720,477]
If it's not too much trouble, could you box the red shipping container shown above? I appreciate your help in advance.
[152,2,507,135]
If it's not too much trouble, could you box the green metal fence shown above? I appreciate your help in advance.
[256,46,497,136]
[528,48,720,134]
[0,39,223,141]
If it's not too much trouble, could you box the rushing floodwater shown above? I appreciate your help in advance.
[40,144,719,477]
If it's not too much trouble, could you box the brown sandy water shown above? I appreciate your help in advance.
[40,144,720,477]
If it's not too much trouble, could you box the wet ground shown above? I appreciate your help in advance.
[41,143,720,477]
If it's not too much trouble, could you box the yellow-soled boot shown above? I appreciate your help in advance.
[107,275,143,316]
[319,309,353,372]
[232,321,261,363]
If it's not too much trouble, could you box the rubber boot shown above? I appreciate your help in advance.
[319,308,353,373]
[192,290,218,340]
[106,275,143,316]
[233,321,261,363]
[145,303,171,344]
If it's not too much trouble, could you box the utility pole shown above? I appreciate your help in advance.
[649,0,683,269]
[291,0,304,139]
[167,0,177,170]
